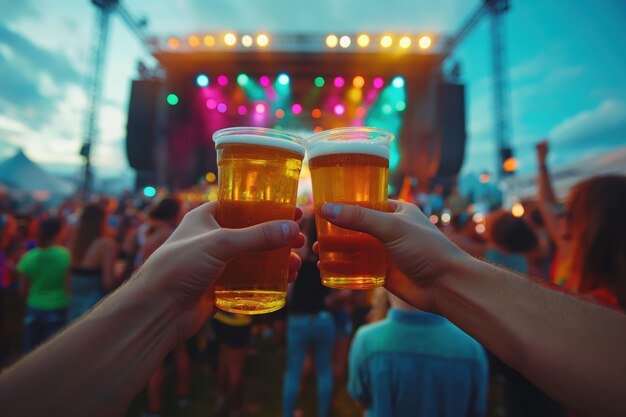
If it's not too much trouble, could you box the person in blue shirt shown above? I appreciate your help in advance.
[348,290,488,417]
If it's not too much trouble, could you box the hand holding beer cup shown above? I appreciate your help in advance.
[307,127,393,289]
[213,127,306,314]
[317,200,471,312]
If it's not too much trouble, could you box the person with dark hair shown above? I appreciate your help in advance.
[68,203,118,321]
[17,218,70,353]
[485,210,538,274]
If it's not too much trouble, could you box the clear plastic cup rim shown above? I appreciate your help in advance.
[213,127,306,156]
[306,127,394,160]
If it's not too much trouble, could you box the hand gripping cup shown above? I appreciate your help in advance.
[307,127,393,289]
[213,127,305,314]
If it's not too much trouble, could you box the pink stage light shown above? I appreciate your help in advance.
[217,103,227,113]
[259,76,271,87]
[255,103,266,114]
[373,77,384,89]
[217,75,229,86]
[334,77,345,88]
[291,103,302,114]
[206,99,217,109]
[238,105,248,115]
[334,104,345,115]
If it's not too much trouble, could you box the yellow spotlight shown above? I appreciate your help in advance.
[512,203,525,218]
[348,87,362,102]
[475,223,486,234]
[188,35,200,47]
[205,172,217,183]
[357,34,370,47]
[256,33,269,47]
[326,34,338,48]
[418,35,432,49]
[353,75,365,88]
[242,35,253,47]
[399,36,411,49]
[167,37,180,49]
[380,35,393,48]
[503,157,518,173]
[339,35,351,48]
[204,35,215,47]
[224,32,237,46]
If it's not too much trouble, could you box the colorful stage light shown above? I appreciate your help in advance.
[206,99,217,109]
[143,186,157,198]
[503,157,518,172]
[292,103,303,114]
[238,105,248,115]
[355,106,366,118]
[382,104,393,114]
[339,35,351,48]
[395,101,406,111]
[372,77,384,89]
[167,37,180,49]
[348,88,362,102]
[242,35,253,47]
[326,34,338,48]
[205,172,217,183]
[188,35,200,48]
[380,35,393,48]
[357,34,370,47]
[275,109,285,119]
[255,103,266,114]
[217,75,228,86]
[277,73,290,86]
[399,36,411,49]
[166,93,179,105]
[313,126,323,133]
[392,76,405,88]
[237,73,250,86]
[512,203,525,218]
[196,74,209,87]
[314,76,325,88]
[204,35,215,47]
[311,108,322,119]
[224,33,237,46]
[259,76,271,87]
[217,103,227,113]
[334,77,345,88]
[256,33,270,47]
[418,35,432,50]
[334,104,345,115]
[353,76,365,89]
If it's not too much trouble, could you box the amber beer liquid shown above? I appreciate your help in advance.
[307,127,393,289]
[213,128,305,314]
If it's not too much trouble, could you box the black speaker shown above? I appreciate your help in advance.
[434,82,467,177]
[126,79,162,171]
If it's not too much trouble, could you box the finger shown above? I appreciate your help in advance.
[288,252,302,283]
[387,199,400,213]
[210,220,300,262]
[294,207,303,222]
[291,232,306,249]
[183,201,220,228]
[321,203,399,243]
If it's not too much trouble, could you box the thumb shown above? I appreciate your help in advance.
[210,220,300,262]
[321,203,398,243]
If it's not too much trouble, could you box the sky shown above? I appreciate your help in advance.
[0,0,625,182]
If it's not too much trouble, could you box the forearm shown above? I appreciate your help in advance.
[437,258,626,417]
[0,270,179,417]
[537,163,557,205]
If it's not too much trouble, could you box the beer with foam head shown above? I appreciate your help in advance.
[213,127,305,314]
[307,127,392,289]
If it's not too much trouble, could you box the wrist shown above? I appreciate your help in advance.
[434,252,480,317]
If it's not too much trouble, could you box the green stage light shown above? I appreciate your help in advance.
[392,76,405,88]
[395,101,406,111]
[237,73,250,86]
[382,104,393,114]
[166,93,179,106]
[277,73,290,85]
[314,76,325,88]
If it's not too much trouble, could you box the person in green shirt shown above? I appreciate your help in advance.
[17,218,70,353]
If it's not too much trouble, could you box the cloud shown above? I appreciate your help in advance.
[0,24,82,128]
[549,99,626,148]
[0,0,38,23]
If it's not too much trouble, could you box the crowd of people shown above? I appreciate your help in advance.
[0,140,625,417]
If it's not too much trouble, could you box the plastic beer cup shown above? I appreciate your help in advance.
[213,127,305,314]
[307,127,392,289]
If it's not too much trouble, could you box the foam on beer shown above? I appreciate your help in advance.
[306,141,389,160]
[214,134,305,156]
